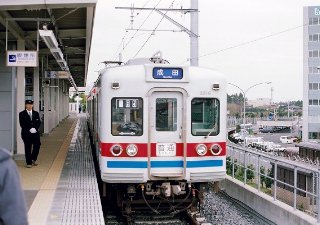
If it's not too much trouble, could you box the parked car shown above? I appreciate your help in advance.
[232,129,248,143]
[260,127,274,133]
[270,144,286,153]
[244,136,264,147]
[280,136,297,144]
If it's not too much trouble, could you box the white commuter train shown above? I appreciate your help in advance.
[87,57,226,214]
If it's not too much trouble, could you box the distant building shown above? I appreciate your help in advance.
[247,98,271,108]
[303,6,320,141]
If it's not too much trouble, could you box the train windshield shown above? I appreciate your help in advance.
[111,98,143,136]
[191,98,220,136]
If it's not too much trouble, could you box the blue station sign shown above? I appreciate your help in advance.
[152,67,183,79]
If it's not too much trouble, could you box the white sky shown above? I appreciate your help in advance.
[87,0,320,102]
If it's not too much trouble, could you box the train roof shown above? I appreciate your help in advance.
[89,62,225,93]
[96,63,224,78]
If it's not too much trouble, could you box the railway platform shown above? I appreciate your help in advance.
[16,114,104,225]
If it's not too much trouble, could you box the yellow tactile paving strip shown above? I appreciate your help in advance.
[26,117,78,225]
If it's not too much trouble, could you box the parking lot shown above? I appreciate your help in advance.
[230,125,301,154]
[258,131,298,148]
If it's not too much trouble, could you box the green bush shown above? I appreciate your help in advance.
[265,168,274,188]
[246,164,255,181]
[260,166,266,187]
[226,156,232,175]
[235,166,245,181]
[236,124,241,133]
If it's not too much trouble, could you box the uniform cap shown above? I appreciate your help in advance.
[25,100,34,104]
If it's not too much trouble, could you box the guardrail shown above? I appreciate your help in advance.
[227,143,320,222]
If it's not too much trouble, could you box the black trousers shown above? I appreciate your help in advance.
[22,134,41,165]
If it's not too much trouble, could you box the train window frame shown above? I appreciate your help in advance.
[111,97,143,136]
[191,98,220,136]
[155,97,178,132]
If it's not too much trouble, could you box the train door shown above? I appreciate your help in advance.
[149,91,185,179]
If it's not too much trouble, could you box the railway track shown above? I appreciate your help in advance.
[104,209,212,225]
[102,186,275,225]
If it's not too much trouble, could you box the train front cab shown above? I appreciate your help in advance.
[98,65,226,187]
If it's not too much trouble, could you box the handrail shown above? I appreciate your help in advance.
[227,143,320,222]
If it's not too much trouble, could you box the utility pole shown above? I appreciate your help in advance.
[270,87,274,105]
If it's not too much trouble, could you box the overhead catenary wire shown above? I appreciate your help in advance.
[115,1,310,65]
[180,22,310,65]
[112,0,158,60]
[132,0,176,59]
[119,0,163,59]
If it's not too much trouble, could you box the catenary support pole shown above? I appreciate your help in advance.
[190,0,199,66]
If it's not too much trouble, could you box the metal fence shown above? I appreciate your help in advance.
[227,144,320,222]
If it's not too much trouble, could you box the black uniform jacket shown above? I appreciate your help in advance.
[19,110,41,138]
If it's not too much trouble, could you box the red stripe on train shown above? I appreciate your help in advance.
[186,142,226,157]
[100,142,226,157]
[100,143,148,157]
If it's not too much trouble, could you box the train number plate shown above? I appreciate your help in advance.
[156,143,176,157]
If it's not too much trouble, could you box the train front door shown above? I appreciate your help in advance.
[149,91,185,179]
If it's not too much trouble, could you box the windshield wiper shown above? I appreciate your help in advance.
[205,124,216,139]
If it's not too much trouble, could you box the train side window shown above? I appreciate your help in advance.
[191,98,220,136]
[156,98,177,131]
[111,98,143,136]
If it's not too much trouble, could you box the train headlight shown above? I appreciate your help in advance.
[210,144,222,155]
[110,144,123,156]
[196,144,207,156]
[126,144,138,157]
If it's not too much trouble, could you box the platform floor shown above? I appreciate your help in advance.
[16,114,104,225]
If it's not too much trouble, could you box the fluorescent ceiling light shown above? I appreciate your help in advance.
[57,60,67,69]
[39,29,77,91]
[51,48,63,61]
[39,29,59,49]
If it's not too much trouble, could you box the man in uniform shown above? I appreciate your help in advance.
[19,100,41,168]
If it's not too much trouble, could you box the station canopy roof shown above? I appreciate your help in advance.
[0,0,97,87]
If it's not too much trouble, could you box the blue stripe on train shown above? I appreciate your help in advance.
[151,160,183,168]
[107,161,147,168]
[107,160,223,168]
[187,160,223,168]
